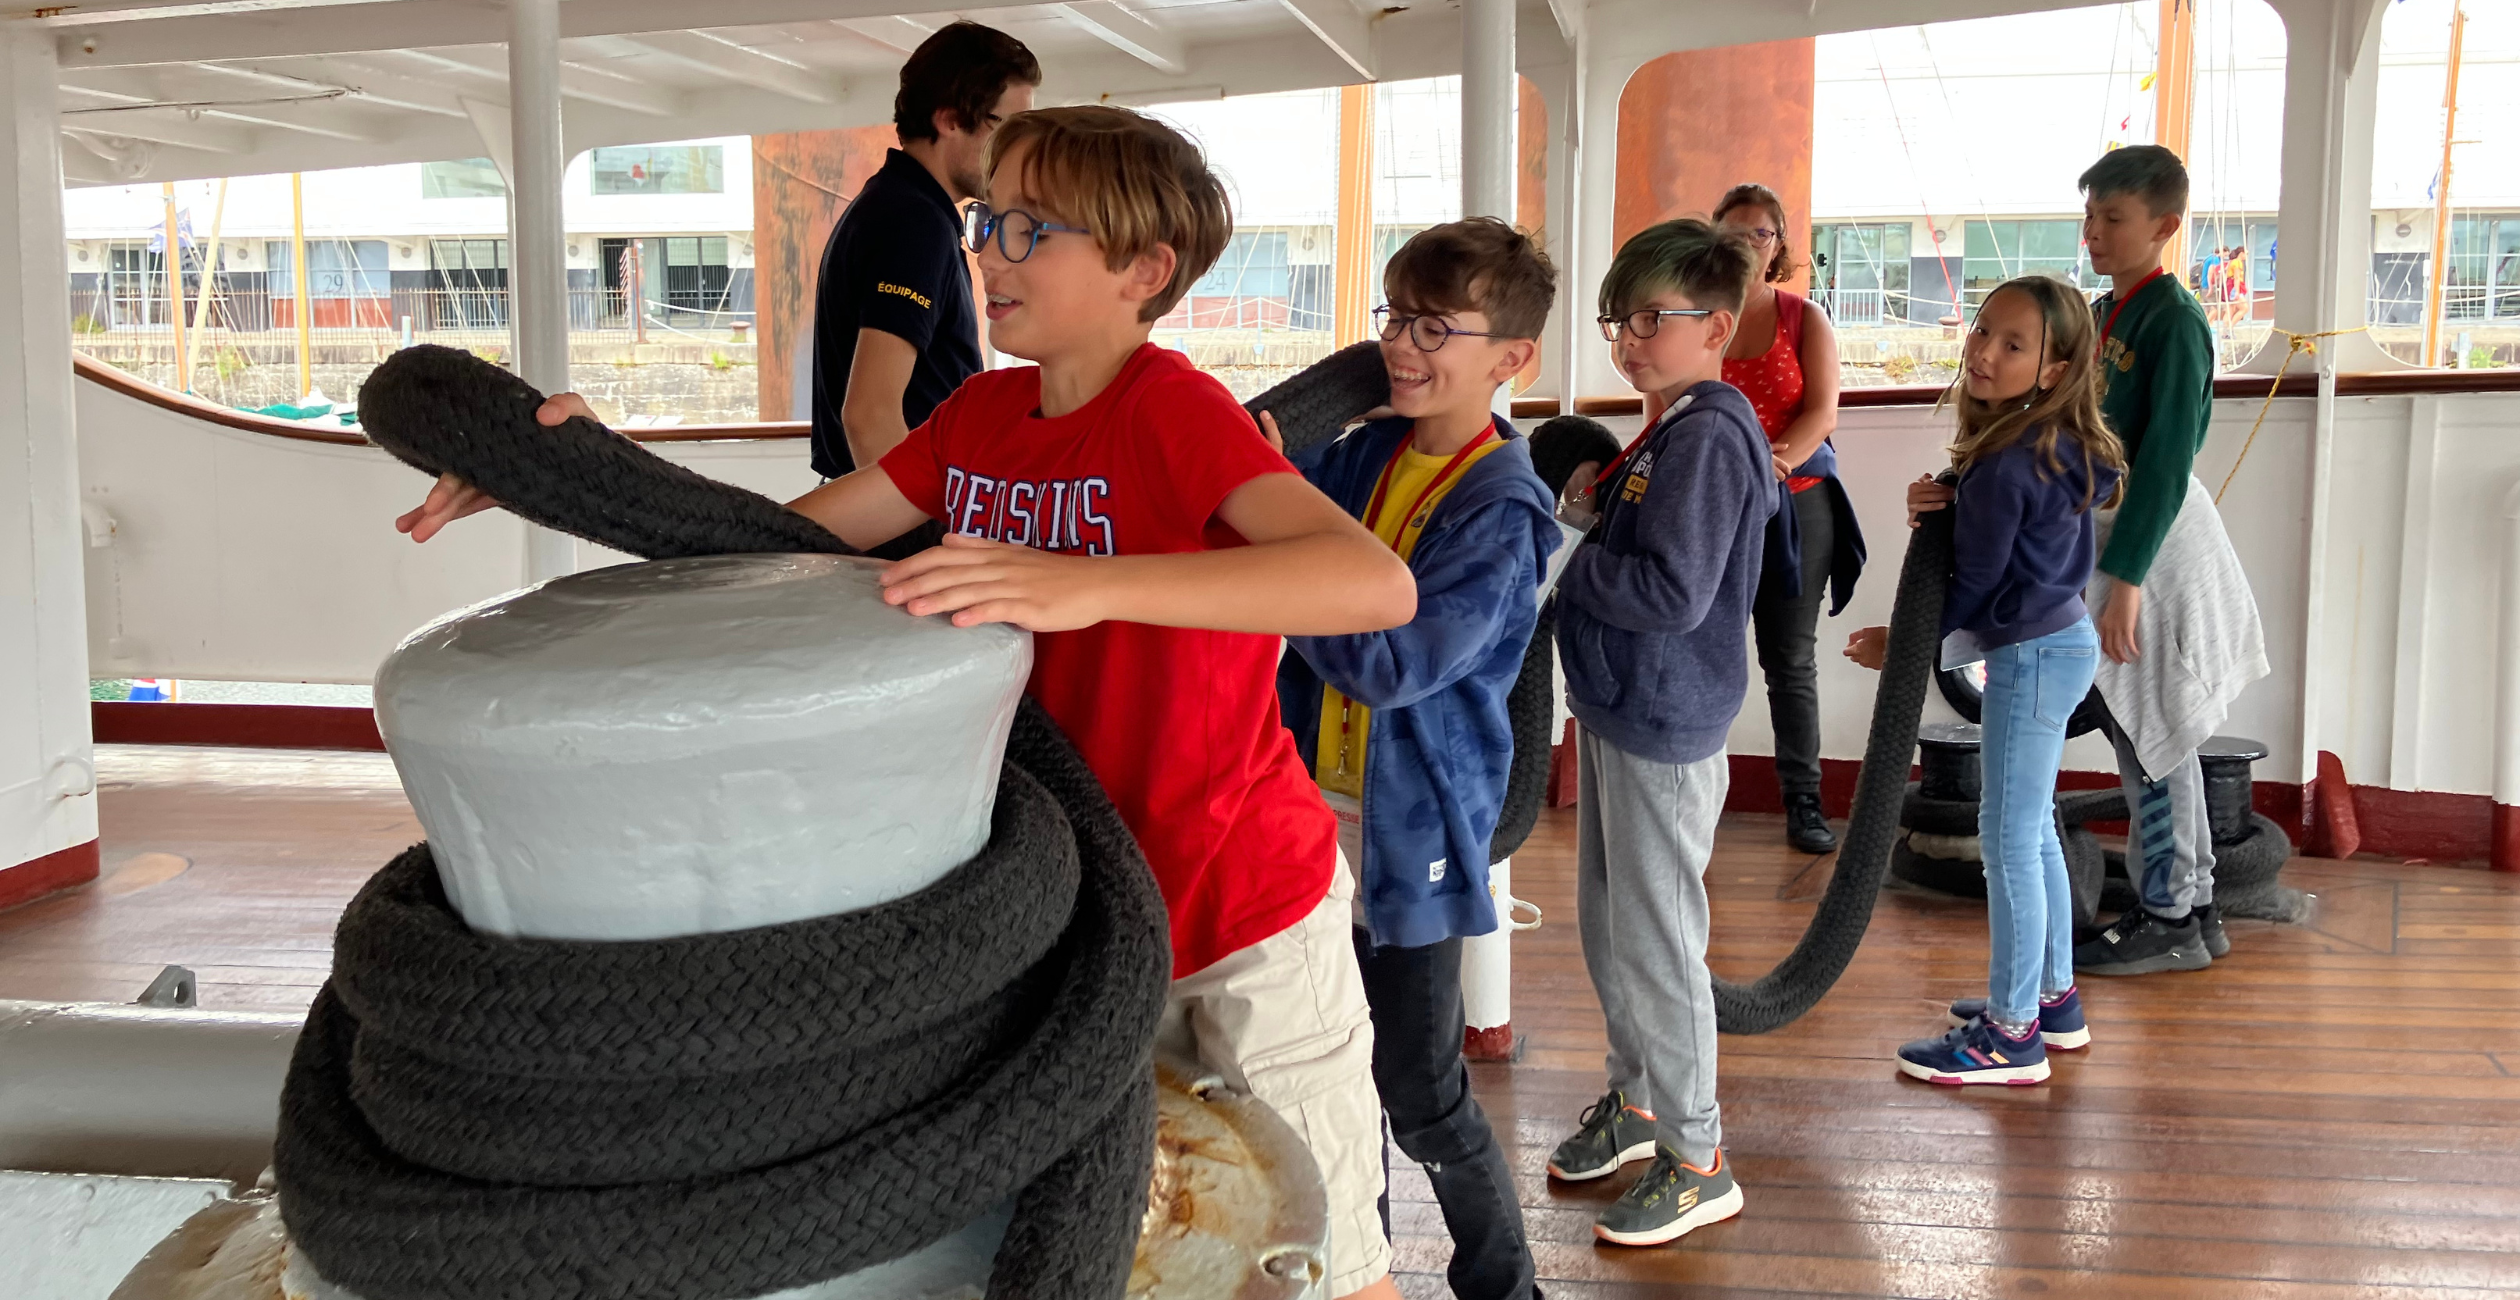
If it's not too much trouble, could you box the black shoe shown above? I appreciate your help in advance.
[2074,905,2211,975]
[1785,793,1837,854]
[1592,1146,1744,1246]
[1546,1089,1658,1181]
[2197,902,2230,959]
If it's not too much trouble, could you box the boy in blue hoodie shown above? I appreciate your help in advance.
[1542,218,1772,1247]
[1269,217,1560,1300]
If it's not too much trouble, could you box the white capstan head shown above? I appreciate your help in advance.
[375,554,1032,942]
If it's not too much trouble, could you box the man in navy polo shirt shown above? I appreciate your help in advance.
[809,21,1039,483]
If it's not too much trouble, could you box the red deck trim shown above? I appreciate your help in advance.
[92,701,385,751]
[0,838,100,911]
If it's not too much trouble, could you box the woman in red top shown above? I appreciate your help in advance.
[1715,183,1865,855]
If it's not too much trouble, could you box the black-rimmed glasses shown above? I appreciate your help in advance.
[961,202,1090,263]
[1374,306,1507,353]
[1598,308,1714,341]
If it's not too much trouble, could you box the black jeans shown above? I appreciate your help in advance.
[1353,929,1536,1300]
[1754,484,1834,798]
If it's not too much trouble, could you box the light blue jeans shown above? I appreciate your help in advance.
[1978,617,2100,1026]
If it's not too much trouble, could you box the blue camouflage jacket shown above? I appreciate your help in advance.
[1277,415,1561,949]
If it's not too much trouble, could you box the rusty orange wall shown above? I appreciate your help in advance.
[1613,41,1816,294]
[753,127,896,421]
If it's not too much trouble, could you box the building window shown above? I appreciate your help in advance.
[601,235,734,322]
[1961,219,2089,305]
[662,235,732,311]
[1810,222,1910,326]
[2446,214,2520,323]
[589,146,724,196]
[264,239,390,327]
[421,158,506,199]
[429,238,509,327]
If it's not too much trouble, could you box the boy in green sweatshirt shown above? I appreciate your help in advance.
[2070,144,2256,976]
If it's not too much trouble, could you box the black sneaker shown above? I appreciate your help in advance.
[1593,1146,1744,1246]
[2197,902,2230,959]
[2074,906,2211,975]
[1785,793,1837,854]
[1546,1089,1657,1181]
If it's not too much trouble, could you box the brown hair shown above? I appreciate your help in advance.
[893,22,1040,144]
[1937,274,2125,510]
[2078,144,2189,220]
[1712,182,1794,284]
[1598,217,1757,318]
[1382,217,1557,339]
[984,105,1232,322]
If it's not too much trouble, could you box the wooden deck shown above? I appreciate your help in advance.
[7,744,2519,1299]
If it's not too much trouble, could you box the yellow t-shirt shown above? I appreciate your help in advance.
[1316,435,1508,798]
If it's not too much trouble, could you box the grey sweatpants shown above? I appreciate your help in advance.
[2104,724,2216,918]
[1574,728,1728,1167]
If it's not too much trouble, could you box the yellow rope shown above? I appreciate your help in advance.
[2214,325,2371,504]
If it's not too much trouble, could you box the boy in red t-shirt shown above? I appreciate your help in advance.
[398,106,1416,1300]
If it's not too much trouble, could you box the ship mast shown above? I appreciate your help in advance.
[2422,4,2467,369]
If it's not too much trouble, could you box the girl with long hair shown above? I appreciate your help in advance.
[1845,274,2125,1085]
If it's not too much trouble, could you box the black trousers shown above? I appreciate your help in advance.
[1753,485,1835,798]
[1353,929,1536,1300]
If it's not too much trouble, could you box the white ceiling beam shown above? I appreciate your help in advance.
[57,81,263,151]
[397,45,686,117]
[1545,0,1582,48]
[553,58,687,116]
[615,30,843,104]
[189,58,469,118]
[832,15,932,56]
[1050,2,1187,76]
[58,0,989,68]
[1276,0,1375,81]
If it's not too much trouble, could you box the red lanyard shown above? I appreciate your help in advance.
[1587,396,1686,496]
[2097,267,2166,356]
[1363,424,1497,539]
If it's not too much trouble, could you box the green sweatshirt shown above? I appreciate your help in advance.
[2091,272,2215,587]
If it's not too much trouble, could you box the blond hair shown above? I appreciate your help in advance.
[1937,275,2126,510]
[985,105,1232,321]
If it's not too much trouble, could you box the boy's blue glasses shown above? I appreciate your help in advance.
[961,202,1090,263]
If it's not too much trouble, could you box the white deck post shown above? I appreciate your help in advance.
[0,27,99,899]
[2243,0,2399,376]
[509,0,576,583]
[1458,0,1523,1058]
[1572,42,1640,408]
[1528,57,1582,414]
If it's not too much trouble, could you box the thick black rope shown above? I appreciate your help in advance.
[310,344,1166,1300]
[1711,503,1953,1034]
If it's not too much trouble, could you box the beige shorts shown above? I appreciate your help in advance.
[1153,853,1388,1295]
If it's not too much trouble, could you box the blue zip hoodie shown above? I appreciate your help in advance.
[1556,381,1776,764]
[1941,430,2124,659]
[1277,415,1561,949]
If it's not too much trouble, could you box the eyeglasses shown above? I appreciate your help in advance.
[1597,308,1714,341]
[1373,306,1506,353]
[961,202,1089,263]
[1738,227,1779,245]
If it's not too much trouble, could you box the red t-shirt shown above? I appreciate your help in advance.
[880,344,1337,978]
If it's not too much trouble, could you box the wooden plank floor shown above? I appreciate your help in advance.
[8,745,2520,1298]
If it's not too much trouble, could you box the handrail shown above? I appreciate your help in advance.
[72,354,807,446]
[1534,367,2520,419]
[74,352,2520,447]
